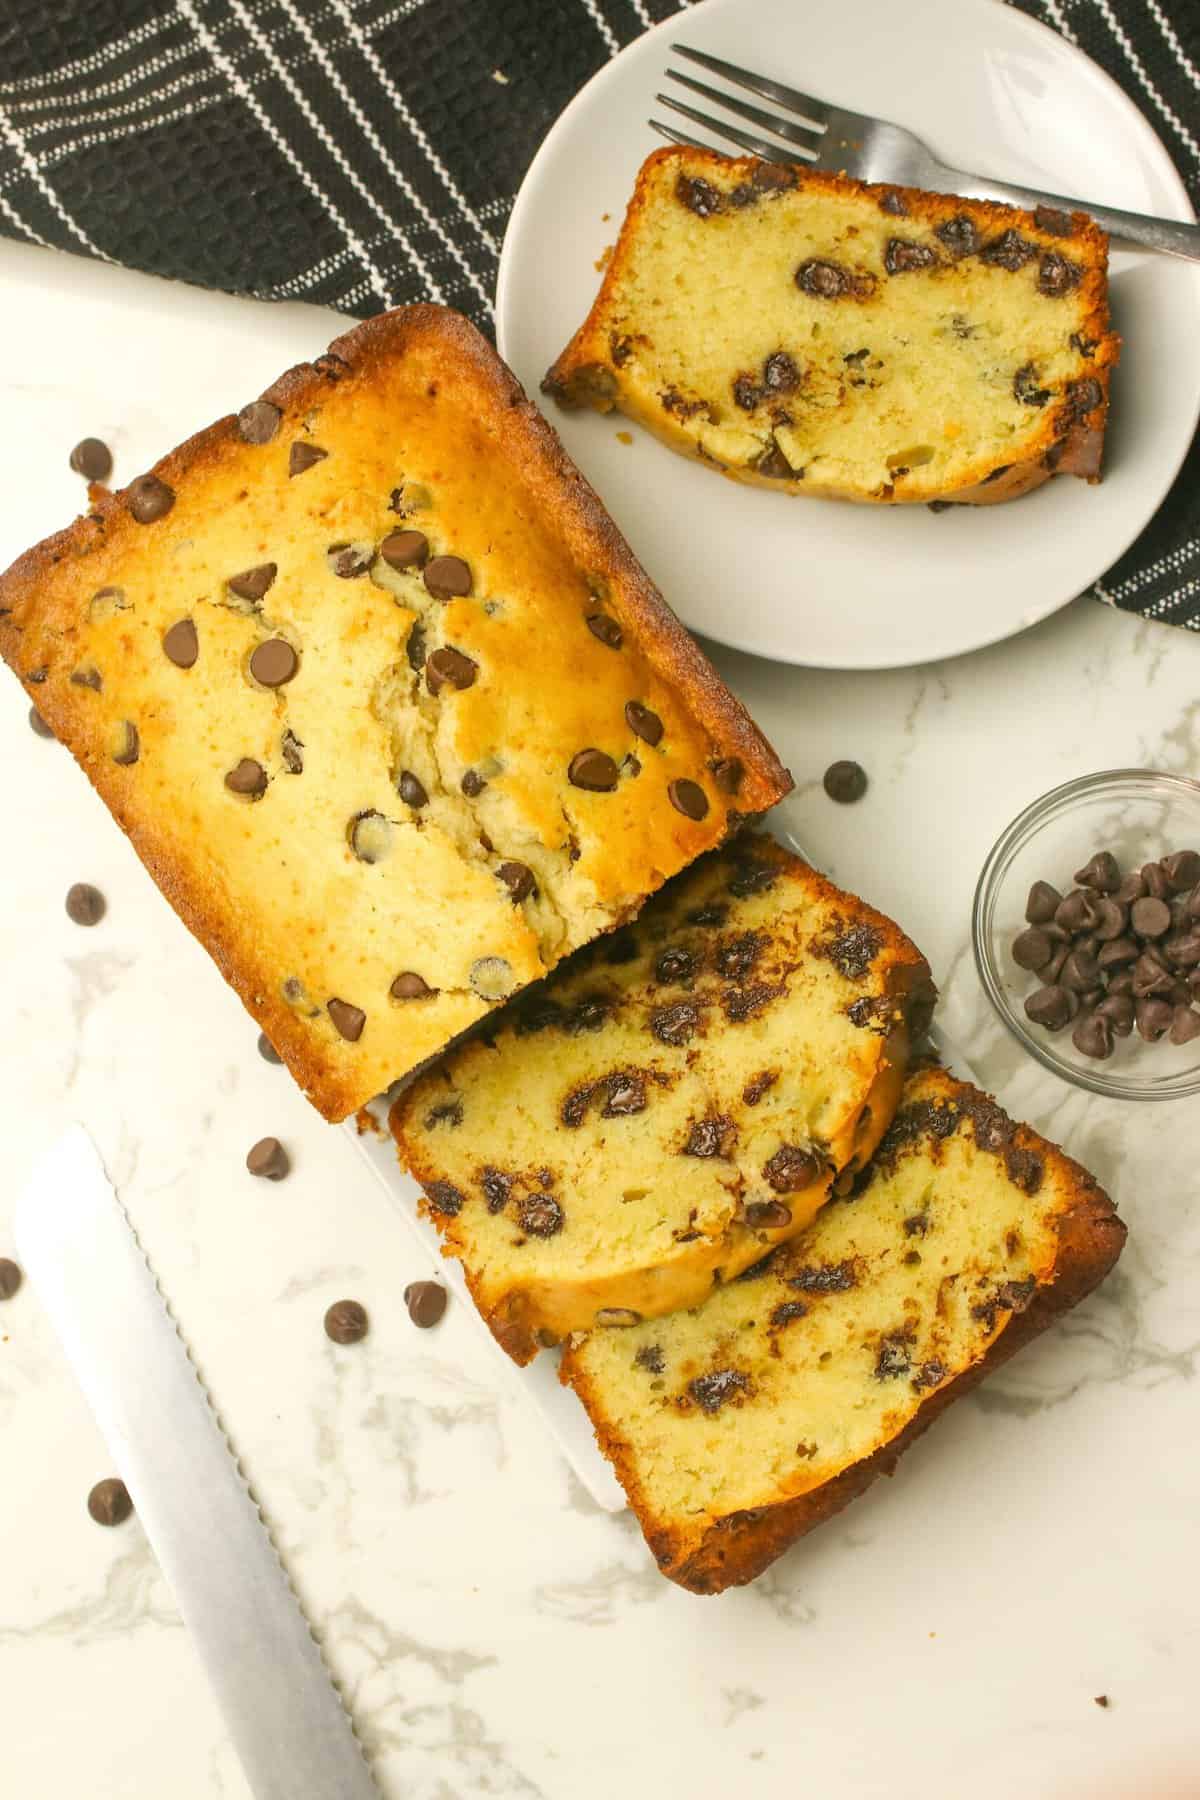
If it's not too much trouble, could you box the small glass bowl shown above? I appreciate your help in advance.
[973,769,1200,1101]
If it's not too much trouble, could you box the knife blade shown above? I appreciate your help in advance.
[14,1124,378,1800]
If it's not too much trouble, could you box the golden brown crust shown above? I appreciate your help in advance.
[0,306,790,1120]
[545,149,1118,505]
[561,1066,1125,1593]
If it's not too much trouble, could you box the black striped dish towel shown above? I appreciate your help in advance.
[0,0,1195,629]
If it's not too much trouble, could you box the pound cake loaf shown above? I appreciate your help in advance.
[0,305,791,1120]
[561,1063,1125,1593]
[544,147,1118,505]
[391,835,933,1363]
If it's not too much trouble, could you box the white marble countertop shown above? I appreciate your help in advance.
[1,236,1197,1799]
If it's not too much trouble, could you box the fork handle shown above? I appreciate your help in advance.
[943,167,1200,262]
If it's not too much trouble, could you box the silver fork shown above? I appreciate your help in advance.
[653,44,1200,262]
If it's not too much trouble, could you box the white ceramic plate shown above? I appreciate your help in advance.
[496,0,1200,670]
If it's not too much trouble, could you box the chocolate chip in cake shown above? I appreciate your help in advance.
[112,721,139,766]
[1012,927,1053,971]
[404,1281,447,1328]
[126,474,174,523]
[246,1136,289,1180]
[625,701,663,746]
[763,1143,822,1192]
[425,1180,464,1217]
[712,757,743,796]
[874,1335,913,1379]
[755,441,794,479]
[0,1257,22,1300]
[763,351,799,394]
[1064,376,1103,418]
[884,237,938,274]
[1131,895,1171,939]
[381,529,428,570]
[28,706,54,739]
[328,542,372,580]
[424,555,472,600]
[327,997,366,1041]
[676,173,723,217]
[982,229,1037,270]
[741,1199,793,1230]
[1039,251,1082,297]
[742,1070,778,1106]
[470,956,513,1000]
[65,882,106,927]
[237,401,282,443]
[69,663,103,693]
[249,638,298,689]
[823,760,868,804]
[795,258,851,298]
[407,627,425,673]
[733,373,761,411]
[569,748,619,792]
[87,1478,133,1526]
[227,563,278,607]
[397,770,428,809]
[160,617,199,670]
[1013,363,1052,407]
[518,1193,564,1237]
[70,437,112,481]
[668,778,709,821]
[391,971,436,1000]
[934,216,979,259]
[481,1167,513,1212]
[460,768,486,797]
[602,1071,647,1117]
[688,1369,750,1413]
[323,1299,368,1344]
[586,612,622,648]
[635,1344,665,1373]
[257,1032,283,1063]
[225,757,267,799]
[426,647,478,694]
[497,861,536,903]
[649,1000,700,1046]
[280,729,304,775]
[683,1117,731,1159]
[289,442,328,477]
[879,189,908,216]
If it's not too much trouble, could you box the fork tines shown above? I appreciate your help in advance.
[650,42,833,162]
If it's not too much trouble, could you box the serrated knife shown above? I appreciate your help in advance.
[14,1124,378,1800]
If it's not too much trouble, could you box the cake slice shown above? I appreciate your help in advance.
[560,1063,1125,1594]
[0,305,790,1120]
[391,835,933,1363]
[544,147,1118,505]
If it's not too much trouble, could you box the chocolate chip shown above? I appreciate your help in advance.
[742,1199,793,1229]
[1025,880,1061,924]
[391,971,436,1002]
[1042,943,1070,984]
[1033,206,1073,237]
[237,400,282,444]
[755,441,794,479]
[711,758,743,797]
[1090,899,1127,942]
[1072,1011,1112,1060]
[460,768,486,797]
[518,1193,563,1237]
[424,556,472,600]
[159,618,198,670]
[650,1000,700,1046]
[323,1299,368,1344]
[87,1478,132,1526]
[381,529,428,570]
[397,770,427,809]
[586,612,622,648]
[1060,948,1102,992]
[1141,862,1171,900]
[595,1307,643,1327]
[1170,1005,1200,1045]
[683,1117,731,1159]
[28,706,54,740]
[225,757,267,798]
[112,721,139,766]
[668,778,709,821]
[1012,927,1053,971]
[1094,992,1134,1036]
[1097,936,1137,970]
[823,759,867,804]
[257,1032,282,1064]
[1131,896,1172,939]
[289,442,327,477]
[1013,363,1052,407]
[1064,377,1102,418]
[229,563,277,604]
[70,664,103,692]
[796,258,851,298]
[879,189,908,215]
[327,997,365,1041]
[426,647,477,694]
[1162,851,1200,892]
[496,861,536,904]
[70,437,112,481]
[1055,889,1100,933]
[763,1143,822,1192]
[676,173,723,217]
[763,351,799,393]
[246,1136,289,1180]
[1038,251,1082,298]
[278,729,303,775]
[982,230,1036,269]
[885,237,938,274]
[249,638,298,689]
[65,882,105,927]
[733,373,761,410]
[1024,984,1073,1031]
[569,748,618,792]
[404,1281,447,1328]
[625,701,663,746]
[935,216,979,258]
[1166,931,1200,968]
[470,956,513,1000]
[0,1257,23,1300]
[1074,851,1120,893]
[602,1072,647,1117]
[329,542,372,579]
[126,474,174,523]
[1136,997,1175,1041]
[1113,870,1146,905]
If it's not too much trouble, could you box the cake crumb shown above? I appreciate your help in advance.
[1094,1694,1110,1709]
[492,69,509,84]
[616,430,633,445]
[595,244,613,271]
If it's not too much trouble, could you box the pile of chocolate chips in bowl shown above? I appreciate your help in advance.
[1012,850,1200,1060]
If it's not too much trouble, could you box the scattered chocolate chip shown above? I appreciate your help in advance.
[424,555,472,600]
[823,760,868,804]
[1025,881,1062,924]
[1013,362,1052,407]
[246,1136,289,1180]
[112,721,139,766]
[1012,926,1052,971]
[225,757,267,798]
[1131,895,1172,939]
[1169,1005,1200,1045]
[1097,935,1138,969]
[0,1258,22,1300]
[257,1032,283,1064]
[404,1281,447,1328]
[70,437,112,481]
[327,997,365,1041]
[668,778,709,821]
[982,230,1036,270]
[249,638,298,688]
[70,664,103,692]
[87,1478,133,1526]
[1024,985,1073,1031]
[289,442,327,477]
[796,258,851,298]
[323,1299,368,1344]
[381,529,428,570]
[1056,889,1100,933]
[1162,850,1200,891]
[569,748,619,792]
[885,237,937,274]
[426,646,477,694]
[1136,996,1174,1041]
[625,701,663,746]
[1060,948,1102,992]
[935,215,979,258]
[229,563,277,604]
[1074,851,1119,893]
[1095,992,1135,1036]
[497,860,536,903]
[755,440,794,479]
[875,1336,913,1379]
[126,474,174,523]
[1072,1011,1113,1060]
[28,706,54,740]
[65,882,106,927]
[1091,899,1127,942]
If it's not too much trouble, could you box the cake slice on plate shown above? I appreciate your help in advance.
[560,1062,1125,1593]
[544,147,1118,505]
[391,835,933,1363]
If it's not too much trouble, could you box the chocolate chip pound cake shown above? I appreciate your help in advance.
[544,148,1118,505]
[0,306,790,1120]
[391,836,933,1363]
[561,1063,1125,1593]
